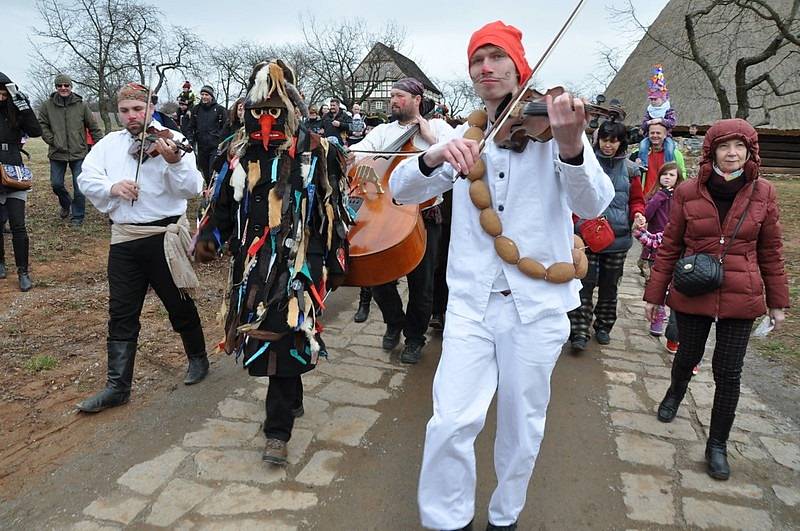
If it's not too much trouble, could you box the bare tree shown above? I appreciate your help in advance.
[31,0,135,130]
[30,0,204,130]
[436,78,483,119]
[300,16,407,108]
[614,0,800,125]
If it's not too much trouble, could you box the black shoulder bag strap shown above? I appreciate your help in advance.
[719,180,757,264]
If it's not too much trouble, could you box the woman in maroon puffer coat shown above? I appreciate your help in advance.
[643,118,789,481]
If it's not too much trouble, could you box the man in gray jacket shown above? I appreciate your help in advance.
[39,74,104,227]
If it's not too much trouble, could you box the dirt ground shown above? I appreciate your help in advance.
[0,138,228,500]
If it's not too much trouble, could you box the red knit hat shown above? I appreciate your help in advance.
[467,21,532,84]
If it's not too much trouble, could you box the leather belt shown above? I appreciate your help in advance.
[500,289,512,296]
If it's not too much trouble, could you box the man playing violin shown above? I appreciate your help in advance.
[353,77,453,364]
[390,22,614,530]
[75,82,209,414]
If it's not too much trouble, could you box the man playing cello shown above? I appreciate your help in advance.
[390,21,614,529]
[352,78,452,364]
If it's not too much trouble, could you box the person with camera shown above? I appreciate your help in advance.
[644,118,789,481]
[0,72,42,291]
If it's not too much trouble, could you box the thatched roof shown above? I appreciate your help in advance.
[605,0,800,132]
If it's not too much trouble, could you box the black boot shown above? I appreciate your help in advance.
[354,287,372,323]
[657,378,690,423]
[76,341,136,413]
[181,326,209,385]
[382,324,403,351]
[17,267,32,292]
[0,261,6,279]
[400,342,424,364]
[706,411,735,480]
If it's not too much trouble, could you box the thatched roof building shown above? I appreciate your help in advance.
[606,0,800,133]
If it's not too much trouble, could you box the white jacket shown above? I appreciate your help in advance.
[390,126,614,324]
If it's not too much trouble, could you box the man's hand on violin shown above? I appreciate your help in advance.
[422,137,480,175]
[110,180,140,201]
[546,92,587,160]
[153,138,182,164]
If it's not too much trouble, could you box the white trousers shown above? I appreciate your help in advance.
[418,292,569,529]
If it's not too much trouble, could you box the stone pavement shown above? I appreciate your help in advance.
[69,283,412,530]
[601,254,800,529]
[67,251,800,530]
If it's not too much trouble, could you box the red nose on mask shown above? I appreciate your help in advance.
[257,114,275,150]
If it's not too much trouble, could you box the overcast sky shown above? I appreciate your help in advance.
[2,0,668,99]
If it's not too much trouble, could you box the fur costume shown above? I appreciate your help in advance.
[197,60,352,377]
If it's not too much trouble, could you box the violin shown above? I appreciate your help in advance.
[128,126,193,161]
[490,87,626,152]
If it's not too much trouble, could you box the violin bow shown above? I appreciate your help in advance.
[131,63,157,205]
[480,0,588,152]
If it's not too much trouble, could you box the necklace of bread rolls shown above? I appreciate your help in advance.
[461,109,589,283]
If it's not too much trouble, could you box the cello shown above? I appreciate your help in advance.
[343,110,435,287]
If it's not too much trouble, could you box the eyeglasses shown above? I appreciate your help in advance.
[56,84,71,88]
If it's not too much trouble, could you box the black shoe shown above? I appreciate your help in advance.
[353,305,370,323]
[181,326,209,385]
[262,437,288,465]
[400,342,423,364]
[17,267,32,292]
[382,325,402,351]
[59,206,70,219]
[429,313,445,330]
[571,337,588,352]
[706,411,734,480]
[353,288,371,323]
[0,262,6,279]
[487,522,517,530]
[706,439,730,480]
[184,355,209,385]
[657,382,688,423]
[70,219,84,228]
[595,329,611,345]
[291,404,305,418]
[76,341,136,413]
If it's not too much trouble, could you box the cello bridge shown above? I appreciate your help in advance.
[354,166,385,195]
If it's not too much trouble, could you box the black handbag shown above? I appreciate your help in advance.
[672,182,756,297]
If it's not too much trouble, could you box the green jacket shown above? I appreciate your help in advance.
[38,92,104,161]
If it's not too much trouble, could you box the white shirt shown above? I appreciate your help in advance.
[390,125,615,324]
[355,118,453,158]
[355,118,453,209]
[78,121,204,224]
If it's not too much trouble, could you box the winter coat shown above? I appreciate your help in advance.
[306,117,324,136]
[321,110,351,141]
[189,99,226,150]
[38,92,103,161]
[575,149,645,254]
[640,188,673,261]
[643,119,789,319]
[0,99,42,195]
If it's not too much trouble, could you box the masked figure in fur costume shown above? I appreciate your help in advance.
[195,60,352,465]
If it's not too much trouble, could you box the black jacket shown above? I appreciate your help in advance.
[0,81,42,166]
[189,99,226,149]
[321,110,351,141]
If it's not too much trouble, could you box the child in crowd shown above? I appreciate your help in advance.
[635,162,683,353]
[641,64,676,134]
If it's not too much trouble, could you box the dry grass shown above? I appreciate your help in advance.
[760,176,800,368]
